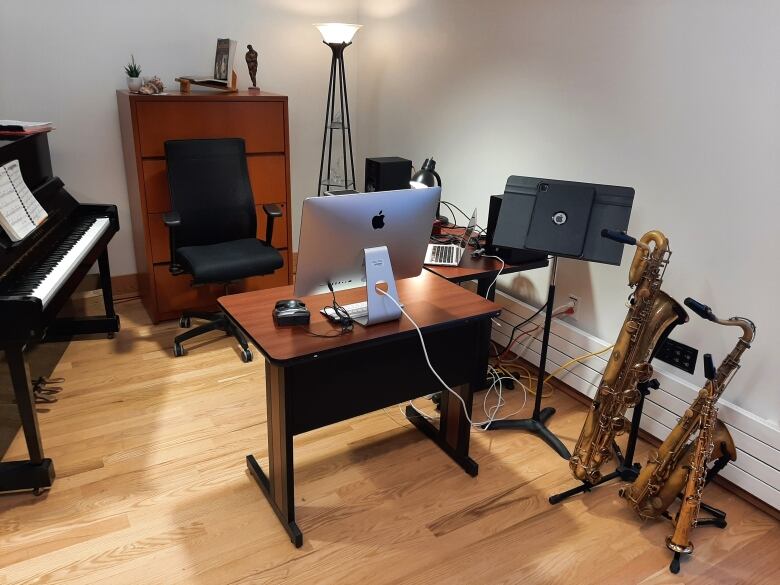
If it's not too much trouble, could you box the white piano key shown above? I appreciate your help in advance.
[32,217,110,308]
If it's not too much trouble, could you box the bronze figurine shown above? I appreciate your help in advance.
[245,44,259,88]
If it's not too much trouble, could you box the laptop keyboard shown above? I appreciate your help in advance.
[430,244,455,264]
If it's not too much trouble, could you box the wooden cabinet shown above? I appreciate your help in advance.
[117,90,293,323]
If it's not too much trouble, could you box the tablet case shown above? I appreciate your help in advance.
[524,182,595,258]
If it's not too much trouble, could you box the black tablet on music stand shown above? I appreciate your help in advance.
[525,182,595,258]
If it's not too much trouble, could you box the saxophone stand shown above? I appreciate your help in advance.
[548,378,658,504]
[482,256,571,459]
[666,446,732,574]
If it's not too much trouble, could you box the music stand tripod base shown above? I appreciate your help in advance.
[483,407,570,459]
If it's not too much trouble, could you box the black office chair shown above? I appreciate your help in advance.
[163,138,284,362]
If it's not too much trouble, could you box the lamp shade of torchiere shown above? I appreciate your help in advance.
[410,157,448,223]
[315,23,361,195]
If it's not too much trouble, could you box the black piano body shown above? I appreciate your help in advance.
[0,132,120,494]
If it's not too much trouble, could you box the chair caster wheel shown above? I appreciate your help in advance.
[179,316,191,328]
[173,343,186,357]
[241,348,253,363]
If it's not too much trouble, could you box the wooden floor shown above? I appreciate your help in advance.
[1,298,778,585]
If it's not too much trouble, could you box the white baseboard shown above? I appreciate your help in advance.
[491,290,780,511]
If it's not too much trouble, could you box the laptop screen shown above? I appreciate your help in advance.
[460,210,478,249]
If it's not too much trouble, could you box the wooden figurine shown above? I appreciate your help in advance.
[246,44,259,89]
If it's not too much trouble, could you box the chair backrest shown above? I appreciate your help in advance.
[164,138,257,249]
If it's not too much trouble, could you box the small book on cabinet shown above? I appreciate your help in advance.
[0,159,48,242]
[181,38,237,86]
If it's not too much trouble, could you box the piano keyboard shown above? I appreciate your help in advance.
[7,216,110,308]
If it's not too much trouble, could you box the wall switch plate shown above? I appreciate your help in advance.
[654,338,698,374]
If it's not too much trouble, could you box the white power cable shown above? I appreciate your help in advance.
[377,288,528,431]
[481,254,505,300]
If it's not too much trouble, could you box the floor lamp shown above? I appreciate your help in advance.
[315,23,361,195]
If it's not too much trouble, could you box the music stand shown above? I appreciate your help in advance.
[484,177,634,459]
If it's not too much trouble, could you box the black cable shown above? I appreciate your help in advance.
[317,281,354,335]
[492,303,546,357]
[441,200,486,233]
[439,201,461,225]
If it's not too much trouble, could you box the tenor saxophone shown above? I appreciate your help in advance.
[569,230,688,484]
[621,299,755,520]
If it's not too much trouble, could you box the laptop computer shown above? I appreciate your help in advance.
[424,209,478,266]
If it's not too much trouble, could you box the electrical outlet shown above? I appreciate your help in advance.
[654,338,698,374]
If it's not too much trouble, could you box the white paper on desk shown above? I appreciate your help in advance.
[0,159,48,241]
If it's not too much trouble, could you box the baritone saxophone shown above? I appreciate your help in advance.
[569,229,688,484]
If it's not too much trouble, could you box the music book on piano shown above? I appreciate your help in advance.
[0,159,48,241]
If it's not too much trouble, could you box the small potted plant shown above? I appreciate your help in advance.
[125,55,142,92]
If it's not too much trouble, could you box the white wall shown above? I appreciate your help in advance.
[356,0,780,424]
[0,0,359,275]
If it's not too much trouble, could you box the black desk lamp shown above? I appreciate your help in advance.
[410,157,448,224]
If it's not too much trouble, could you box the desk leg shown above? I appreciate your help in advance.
[246,361,302,547]
[407,379,479,476]
[476,276,496,301]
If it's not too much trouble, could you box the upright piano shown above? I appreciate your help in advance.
[0,132,120,494]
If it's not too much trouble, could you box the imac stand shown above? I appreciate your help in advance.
[354,246,402,326]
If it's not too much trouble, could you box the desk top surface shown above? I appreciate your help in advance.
[219,270,501,365]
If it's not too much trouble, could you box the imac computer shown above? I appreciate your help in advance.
[294,187,440,325]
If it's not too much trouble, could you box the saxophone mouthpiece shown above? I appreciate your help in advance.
[703,354,716,381]
[684,297,715,321]
[601,229,636,246]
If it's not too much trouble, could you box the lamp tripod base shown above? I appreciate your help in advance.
[482,407,571,459]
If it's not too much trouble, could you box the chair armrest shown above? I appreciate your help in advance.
[162,212,184,275]
[162,211,181,227]
[262,204,282,245]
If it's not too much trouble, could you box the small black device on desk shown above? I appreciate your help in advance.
[273,299,310,326]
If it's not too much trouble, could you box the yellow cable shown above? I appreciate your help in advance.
[494,344,614,398]
[544,344,615,382]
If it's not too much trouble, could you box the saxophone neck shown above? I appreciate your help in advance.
[628,230,669,287]
[722,316,756,344]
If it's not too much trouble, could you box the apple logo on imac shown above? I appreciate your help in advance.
[371,211,385,230]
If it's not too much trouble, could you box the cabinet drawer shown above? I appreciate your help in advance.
[143,154,287,213]
[149,203,288,263]
[136,101,285,157]
[154,251,289,314]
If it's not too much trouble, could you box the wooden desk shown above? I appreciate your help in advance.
[219,271,501,546]
[424,229,549,300]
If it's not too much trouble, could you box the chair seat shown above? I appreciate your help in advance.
[177,238,284,283]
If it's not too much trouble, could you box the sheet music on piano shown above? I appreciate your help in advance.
[0,159,48,241]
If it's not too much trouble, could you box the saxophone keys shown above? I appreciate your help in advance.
[610,416,628,433]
